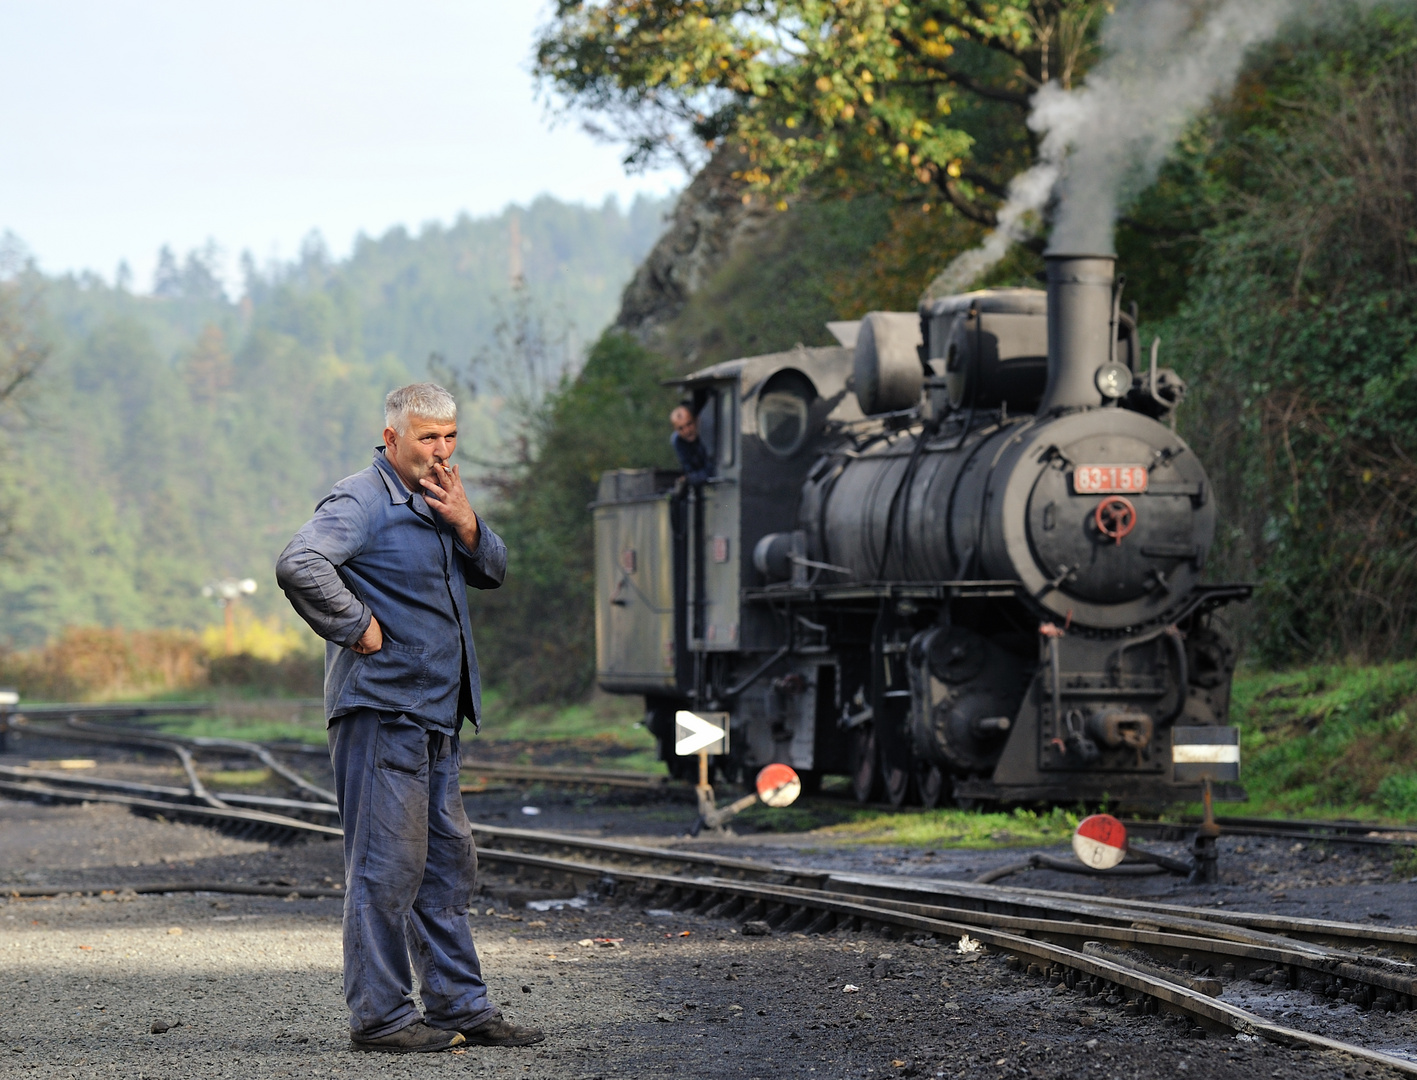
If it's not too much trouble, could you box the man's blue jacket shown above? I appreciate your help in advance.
[672,432,712,485]
[275,449,506,733]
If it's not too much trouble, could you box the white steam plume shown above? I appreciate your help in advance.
[924,0,1333,299]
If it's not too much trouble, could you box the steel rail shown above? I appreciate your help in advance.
[13,715,672,800]
[469,823,831,885]
[0,764,340,821]
[466,848,1417,1075]
[971,879,1417,953]
[695,875,1417,1004]
[467,834,1417,1010]
[458,762,684,793]
[12,719,239,809]
[466,823,1417,951]
[58,718,338,805]
[1126,815,1417,848]
[9,700,322,719]
[4,881,344,899]
[18,706,1417,849]
[0,777,341,840]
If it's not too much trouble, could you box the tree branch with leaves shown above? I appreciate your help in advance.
[535,1,1105,223]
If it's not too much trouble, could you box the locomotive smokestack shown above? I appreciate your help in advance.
[1037,253,1116,413]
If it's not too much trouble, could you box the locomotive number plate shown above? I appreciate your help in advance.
[1072,464,1149,494]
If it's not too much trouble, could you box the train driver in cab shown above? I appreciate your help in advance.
[671,403,712,487]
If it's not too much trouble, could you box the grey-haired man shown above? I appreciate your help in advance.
[276,383,544,1053]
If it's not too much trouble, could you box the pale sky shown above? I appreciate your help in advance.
[0,1,681,290]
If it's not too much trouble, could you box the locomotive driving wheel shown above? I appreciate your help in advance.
[880,748,911,809]
[913,759,945,809]
[848,723,881,803]
[873,710,915,809]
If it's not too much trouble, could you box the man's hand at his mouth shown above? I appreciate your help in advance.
[420,461,482,552]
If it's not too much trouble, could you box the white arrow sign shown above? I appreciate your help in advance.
[675,710,728,756]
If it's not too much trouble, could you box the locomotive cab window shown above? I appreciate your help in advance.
[717,386,736,467]
[756,369,817,457]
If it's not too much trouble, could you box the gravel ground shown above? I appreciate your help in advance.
[2,773,1416,1078]
[1,883,1404,1080]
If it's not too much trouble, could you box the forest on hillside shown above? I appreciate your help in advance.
[472,1,1417,704]
[4,2,1416,713]
[0,195,669,648]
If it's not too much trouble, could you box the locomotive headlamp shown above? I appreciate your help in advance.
[1095,361,1132,399]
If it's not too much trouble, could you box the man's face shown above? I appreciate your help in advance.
[672,408,698,442]
[384,415,457,493]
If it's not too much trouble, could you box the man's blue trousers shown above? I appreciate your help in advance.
[328,709,497,1039]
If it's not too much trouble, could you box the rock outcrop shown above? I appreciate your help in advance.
[613,150,776,352]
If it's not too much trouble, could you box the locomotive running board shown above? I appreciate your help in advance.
[741,580,1253,611]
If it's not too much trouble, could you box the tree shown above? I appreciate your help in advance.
[468,331,681,703]
[536,1,1103,223]
[1162,43,1417,664]
[182,324,234,407]
[0,244,48,412]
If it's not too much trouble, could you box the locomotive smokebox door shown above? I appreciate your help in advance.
[592,469,682,694]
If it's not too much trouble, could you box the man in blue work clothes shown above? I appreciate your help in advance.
[276,383,544,1054]
[670,404,711,487]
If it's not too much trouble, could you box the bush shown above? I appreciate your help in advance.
[0,623,324,702]
[0,626,207,701]
[1163,48,1417,663]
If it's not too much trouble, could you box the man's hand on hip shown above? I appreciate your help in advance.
[351,615,383,655]
[421,462,481,551]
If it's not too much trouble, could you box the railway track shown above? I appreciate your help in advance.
[4,768,1415,1076]
[1127,814,1417,848]
[4,708,683,798]
[460,828,1417,1074]
[459,761,686,793]
[6,709,1417,1069]
[10,704,1417,845]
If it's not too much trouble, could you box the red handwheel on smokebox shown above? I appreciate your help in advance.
[1094,496,1137,545]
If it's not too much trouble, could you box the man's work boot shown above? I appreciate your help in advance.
[350,1021,467,1054]
[458,1016,546,1047]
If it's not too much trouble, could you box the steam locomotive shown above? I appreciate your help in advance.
[593,254,1249,808]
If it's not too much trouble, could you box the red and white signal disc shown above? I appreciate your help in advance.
[1072,814,1128,870]
[755,763,802,808]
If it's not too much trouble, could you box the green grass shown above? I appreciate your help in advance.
[806,805,1081,848]
[1199,661,1417,824]
[474,689,649,745]
[145,708,328,746]
[205,768,273,788]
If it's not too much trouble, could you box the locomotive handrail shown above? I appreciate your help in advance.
[718,645,790,698]
[742,579,1027,604]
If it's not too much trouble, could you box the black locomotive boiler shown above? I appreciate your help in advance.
[593,254,1249,808]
